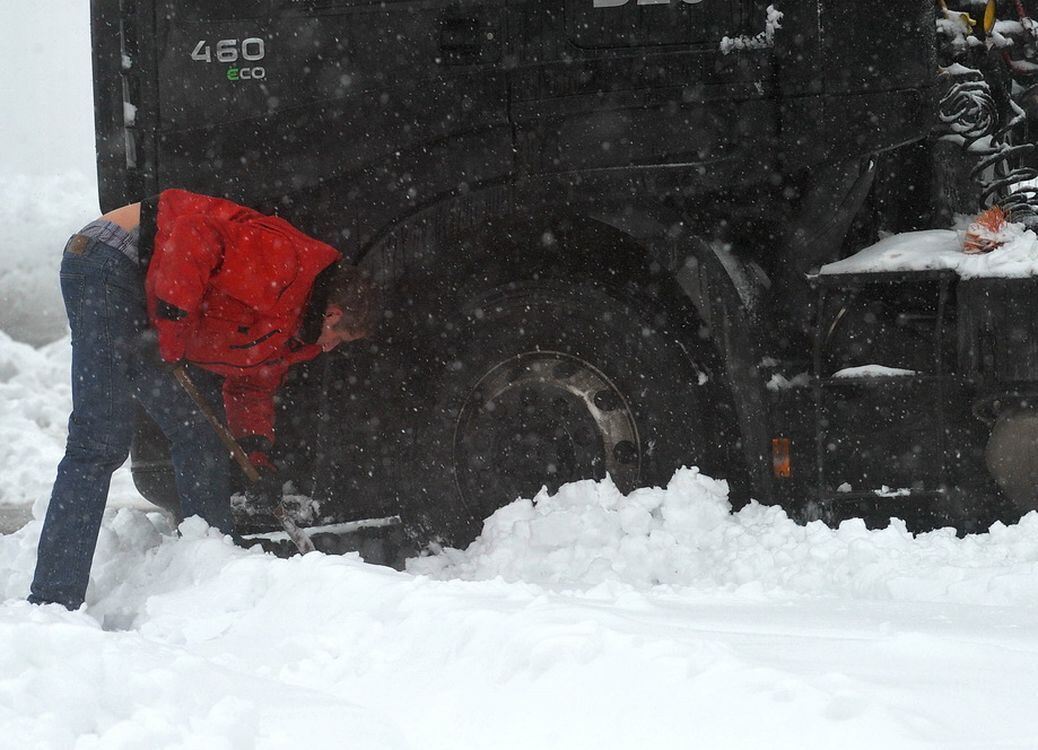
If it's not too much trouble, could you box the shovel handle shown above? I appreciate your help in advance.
[172,366,261,483]
[172,365,316,555]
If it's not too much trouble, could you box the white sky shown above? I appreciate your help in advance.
[0,0,96,177]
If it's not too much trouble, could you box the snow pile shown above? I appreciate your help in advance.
[0,331,141,516]
[765,371,810,390]
[411,468,1038,605]
[832,365,917,378]
[0,332,71,509]
[818,224,1038,278]
[937,8,981,55]
[0,501,1036,749]
[4,482,1038,748]
[720,5,783,55]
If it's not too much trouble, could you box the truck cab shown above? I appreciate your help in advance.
[91,0,983,546]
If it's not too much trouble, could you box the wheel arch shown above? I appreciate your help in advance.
[314,175,772,512]
[354,175,692,297]
[667,235,774,504]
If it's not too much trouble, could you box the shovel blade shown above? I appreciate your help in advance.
[274,506,317,555]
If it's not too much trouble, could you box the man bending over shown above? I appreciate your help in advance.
[30,189,377,610]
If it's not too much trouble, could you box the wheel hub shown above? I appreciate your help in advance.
[452,351,640,518]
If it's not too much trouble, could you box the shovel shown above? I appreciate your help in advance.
[172,366,316,555]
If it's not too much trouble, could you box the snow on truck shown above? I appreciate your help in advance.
[91,0,1038,552]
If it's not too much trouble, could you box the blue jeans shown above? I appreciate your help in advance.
[29,236,233,609]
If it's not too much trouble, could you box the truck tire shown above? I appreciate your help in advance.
[129,407,181,520]
[406,278,720,547]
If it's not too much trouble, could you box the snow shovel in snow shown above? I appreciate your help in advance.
[172,366,317,555]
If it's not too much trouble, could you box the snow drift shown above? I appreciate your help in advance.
[410,467,1038,605]
[3,477,1038,748]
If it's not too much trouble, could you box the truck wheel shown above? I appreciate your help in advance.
[408,279,719,546]
[129,407,181,520]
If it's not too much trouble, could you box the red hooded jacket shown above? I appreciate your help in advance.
[144,189,341,442]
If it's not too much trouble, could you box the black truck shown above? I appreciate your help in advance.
[90,0,1038,550]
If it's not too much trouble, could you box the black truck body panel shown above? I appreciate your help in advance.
[95,0,936,214]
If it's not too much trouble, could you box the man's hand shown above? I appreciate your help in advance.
[240,437,281,511]
[138,328,181,370]
[245,451,281,511]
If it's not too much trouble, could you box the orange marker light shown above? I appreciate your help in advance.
[772,437,792,479]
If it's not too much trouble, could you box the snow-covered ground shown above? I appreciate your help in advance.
[4,5,1038,749]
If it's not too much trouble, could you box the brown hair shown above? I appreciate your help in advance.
[326,264,379,334]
